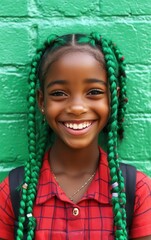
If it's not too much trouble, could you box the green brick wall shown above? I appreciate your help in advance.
[0,0,151,181]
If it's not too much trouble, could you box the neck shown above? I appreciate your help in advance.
[49,140,100,175]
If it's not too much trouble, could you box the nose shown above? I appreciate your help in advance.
[66,96,88,116]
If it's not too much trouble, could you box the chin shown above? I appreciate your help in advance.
[64,138,96,150]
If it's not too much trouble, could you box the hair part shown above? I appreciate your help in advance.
[37,35,106,92]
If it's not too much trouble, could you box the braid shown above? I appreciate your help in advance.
[16,54,38,239]
[84,32,127,238]
[16,34,62,239]
[16,32,128,239]
[25,122,49,240]
[76,33,128,238]
[109,42,127,139]
[99,36,127,239]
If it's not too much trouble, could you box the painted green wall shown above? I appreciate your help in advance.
[0,0,151,181]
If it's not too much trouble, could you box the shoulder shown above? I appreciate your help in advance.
[135,170,151,209]
[0,176,11,213]
[0,176,15,239]
[136,170,151,195]
[0,176,9,195]
[136,169,151,181]
[0,166,25,211]
[130,170,151,238]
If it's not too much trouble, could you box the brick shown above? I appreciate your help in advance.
[126,65,151,113]
[0,64,42,114]
[118,117,151,165]
[0,26,32,65]
[38,20,151,65]
[0,68,28,113]
[0,118,28,164]
[99,116,151,176]
[100,0,151,15]
[92,21,151,65]
[36,0,99,17]
[0,0,28,16]
[0,0,151,180]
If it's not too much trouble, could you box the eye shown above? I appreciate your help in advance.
[87,89,104,96]
[49,90,68,97]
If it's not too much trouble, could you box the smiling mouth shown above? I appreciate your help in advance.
[63,121,93,130]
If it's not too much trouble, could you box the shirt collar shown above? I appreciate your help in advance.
[36,147,111,205]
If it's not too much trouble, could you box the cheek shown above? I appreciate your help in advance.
[97,100,110,120]
[44,101,63,121]
[102,106,110,120]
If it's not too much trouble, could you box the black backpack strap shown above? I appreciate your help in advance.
[9,166,27,238]
[9,166,24,219]
[9,163,136,237]
[120,163,136,232]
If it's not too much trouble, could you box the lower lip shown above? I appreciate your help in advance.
[60,122,95,136]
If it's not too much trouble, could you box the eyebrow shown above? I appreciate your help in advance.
[84,78,107,86]
[47,80,67,88]
[46,78,107,88]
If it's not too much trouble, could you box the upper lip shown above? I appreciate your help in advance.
[60,120,96,123]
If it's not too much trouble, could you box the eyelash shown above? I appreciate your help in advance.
[87,89,104,95]
[49,89,104,98]
[50,91,67,97]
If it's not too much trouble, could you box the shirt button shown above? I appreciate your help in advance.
[72,207,79,216]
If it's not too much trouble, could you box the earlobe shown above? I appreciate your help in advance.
[37,89,45,113]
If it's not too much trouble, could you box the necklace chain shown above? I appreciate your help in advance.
[69,172,96,201]
[50,154,100,202]
[52,169,96,201]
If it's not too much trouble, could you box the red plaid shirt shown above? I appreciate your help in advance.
[0,148,151,239]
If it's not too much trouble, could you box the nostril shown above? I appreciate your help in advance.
[66,105,88,115]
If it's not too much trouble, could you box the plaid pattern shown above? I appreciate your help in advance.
[0,148,151,239]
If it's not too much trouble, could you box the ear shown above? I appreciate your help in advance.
[37,89,45,114]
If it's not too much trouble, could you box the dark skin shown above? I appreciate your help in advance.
[38,51,109,202]
[37,51,151,240]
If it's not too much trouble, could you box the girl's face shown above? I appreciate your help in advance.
[38,51,110,149]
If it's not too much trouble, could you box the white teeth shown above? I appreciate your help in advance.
[64,122,92,130]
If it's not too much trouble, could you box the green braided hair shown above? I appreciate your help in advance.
[16,33,127,240]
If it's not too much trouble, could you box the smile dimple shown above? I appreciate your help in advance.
[63,121,92,130]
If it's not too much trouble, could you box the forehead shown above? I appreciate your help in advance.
[45,51,107,87]
[48,51,105,75]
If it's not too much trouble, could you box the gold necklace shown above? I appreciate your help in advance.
[52,170,96,201]
[69,172,96,201]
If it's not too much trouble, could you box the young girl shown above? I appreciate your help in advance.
[0,33,151,240]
